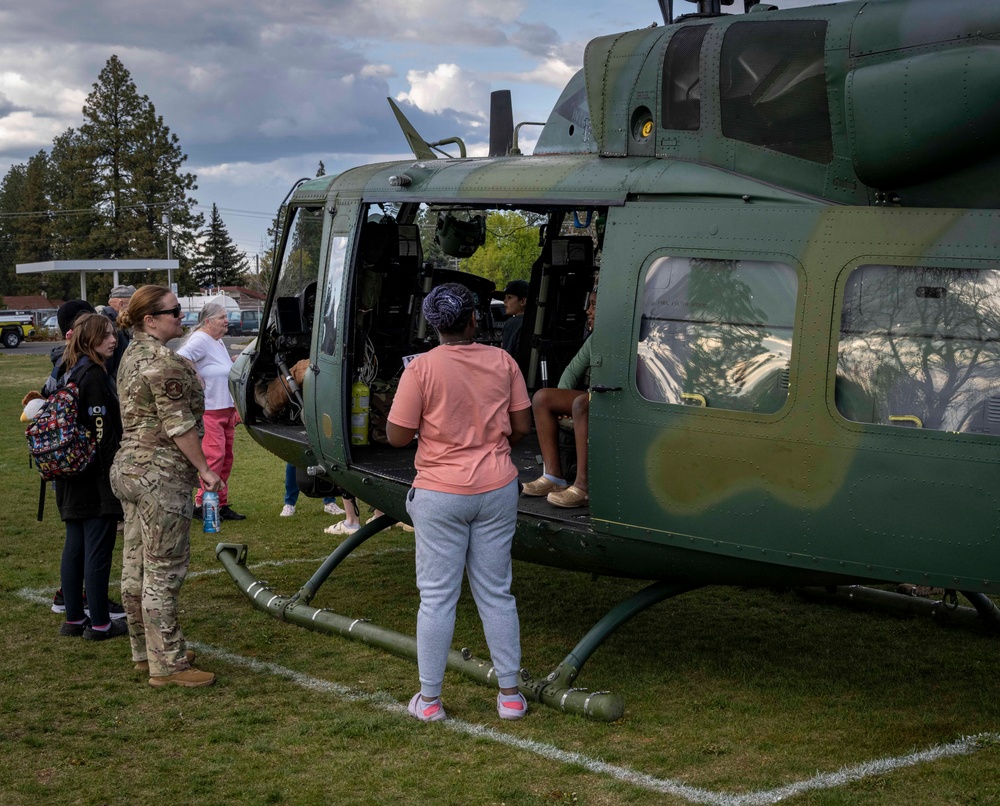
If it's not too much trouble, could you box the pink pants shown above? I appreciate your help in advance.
[197,408,236,506]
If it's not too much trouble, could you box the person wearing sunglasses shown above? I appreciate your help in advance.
[110,286,222,688]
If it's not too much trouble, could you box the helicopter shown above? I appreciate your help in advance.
[219,0,1000,720]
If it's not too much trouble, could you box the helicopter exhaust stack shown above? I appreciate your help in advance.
[489,90,514,157]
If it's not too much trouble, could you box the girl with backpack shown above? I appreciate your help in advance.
[55,312,127,641]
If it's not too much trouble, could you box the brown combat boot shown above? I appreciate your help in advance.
[135,650,196,673]
[148,668,216,688]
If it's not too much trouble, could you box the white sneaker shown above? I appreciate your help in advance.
[497,691,528,720]
[324,501,346,516]
[366,514,415,532]
[279,504,296,517]
[324,521,359,536]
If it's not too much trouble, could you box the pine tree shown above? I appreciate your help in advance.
[191,204,248,290]
[79,55,202,287]
[49,128,104,261]
[0,164,27,295]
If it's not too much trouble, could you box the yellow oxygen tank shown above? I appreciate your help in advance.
[350,380,370,445]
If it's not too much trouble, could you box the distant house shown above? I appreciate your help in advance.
[216,286,266,311]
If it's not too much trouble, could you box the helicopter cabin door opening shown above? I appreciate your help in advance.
[336,202,604,527]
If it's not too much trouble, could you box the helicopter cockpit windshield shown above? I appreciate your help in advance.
[247,205,325,427]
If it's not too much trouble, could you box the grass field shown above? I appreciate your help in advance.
[3,352,1000,805]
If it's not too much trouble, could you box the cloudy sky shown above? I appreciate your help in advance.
[0,0,836,260]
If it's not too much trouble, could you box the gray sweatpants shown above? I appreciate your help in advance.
[406,479,521,698]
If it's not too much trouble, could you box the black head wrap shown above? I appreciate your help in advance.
[422,283,475,332]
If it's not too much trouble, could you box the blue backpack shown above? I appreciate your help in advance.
[25,367,96,482]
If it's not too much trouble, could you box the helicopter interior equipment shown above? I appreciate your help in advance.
[222,0,1000,720]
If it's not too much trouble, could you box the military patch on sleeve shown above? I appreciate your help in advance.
[164,379,184,400]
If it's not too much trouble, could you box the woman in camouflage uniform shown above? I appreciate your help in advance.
[110,286,222,688]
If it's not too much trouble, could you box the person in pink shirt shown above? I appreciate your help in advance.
[177,303,245,520]
[387,283,532,722]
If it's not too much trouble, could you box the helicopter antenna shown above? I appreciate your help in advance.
[658,0,673,24]
[387,98,437,160]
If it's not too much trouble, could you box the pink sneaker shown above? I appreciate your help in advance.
[497,691,528,720]
[408,693,446,722]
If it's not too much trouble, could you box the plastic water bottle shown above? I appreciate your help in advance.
[202,490,220,533]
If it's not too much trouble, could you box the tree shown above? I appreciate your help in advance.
[49,128,104,262]
[0,56,202,300]
[79,55,202,286]
[191,204,249,289]
[461,210,541,289]
[0,163,28,295]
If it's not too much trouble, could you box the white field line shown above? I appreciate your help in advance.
[19,556,999,804]
[188,640,1000,805]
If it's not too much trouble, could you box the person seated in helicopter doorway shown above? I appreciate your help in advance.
[500,279,529,357]
[521,282,597,509]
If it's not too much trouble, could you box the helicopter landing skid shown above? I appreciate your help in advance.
[216,537,697,722]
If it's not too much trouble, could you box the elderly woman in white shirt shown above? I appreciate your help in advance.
[177,303,246,521]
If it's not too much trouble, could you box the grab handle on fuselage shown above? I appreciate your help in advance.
[889,414,923,428]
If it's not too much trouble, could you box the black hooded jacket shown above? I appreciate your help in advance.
[53,357,124,521]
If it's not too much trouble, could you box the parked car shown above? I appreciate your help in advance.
[43,314,60,331]
[227,309,261,337]
[181,310,200,329]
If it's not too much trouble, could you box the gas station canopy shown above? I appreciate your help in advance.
[16,260,180,301]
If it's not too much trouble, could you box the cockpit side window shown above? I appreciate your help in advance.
[719,20,832,163]
[636,256,797,413]
[661,25,710,132]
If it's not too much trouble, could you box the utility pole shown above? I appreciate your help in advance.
[162,207,174,292]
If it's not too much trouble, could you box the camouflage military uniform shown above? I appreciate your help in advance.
[110,331,205,678]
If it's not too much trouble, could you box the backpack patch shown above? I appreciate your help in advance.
[25,382,96,481]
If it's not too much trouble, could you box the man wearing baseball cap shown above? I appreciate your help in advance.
[100,284,136,380]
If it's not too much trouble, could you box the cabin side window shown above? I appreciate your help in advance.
[661,25,710,131]
[719,20,832,164]
[836,264,1000,436]
[636,256,797,413]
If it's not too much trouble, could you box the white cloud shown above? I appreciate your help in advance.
[361,63,394,79]
[496,57,579,90]
[396,64,490,121]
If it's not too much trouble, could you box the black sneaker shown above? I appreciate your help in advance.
[53,589,89,616]
[220,506,246,521]
[107,599,127,620]
[83,619,128,641]
[59,618,90,637]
